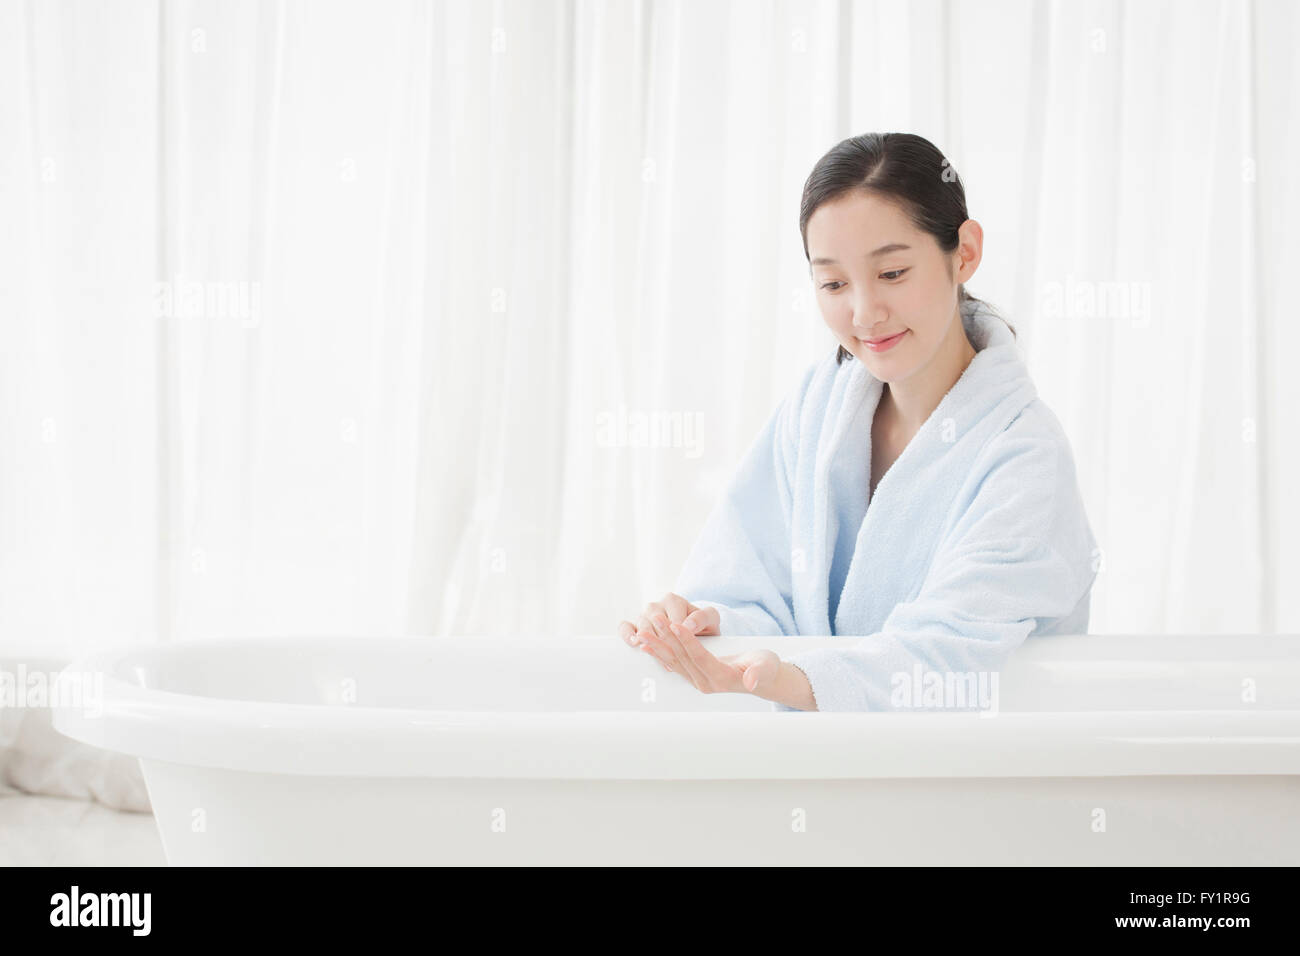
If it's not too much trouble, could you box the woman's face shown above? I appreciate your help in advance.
[805,190,981,381]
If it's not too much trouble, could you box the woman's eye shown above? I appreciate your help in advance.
[821,270,905,290]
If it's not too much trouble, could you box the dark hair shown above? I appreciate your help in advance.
[798,132,1015,364]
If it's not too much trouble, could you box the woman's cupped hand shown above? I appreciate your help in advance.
[617,592,781,696]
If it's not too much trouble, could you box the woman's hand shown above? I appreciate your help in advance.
[638,619,784,696]
[617,594,775,692]
[616,594,817,708]
[618,592,720,672]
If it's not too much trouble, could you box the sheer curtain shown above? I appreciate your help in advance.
[3,0,1298,676]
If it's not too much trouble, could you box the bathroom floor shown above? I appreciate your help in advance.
[0,793,165,866]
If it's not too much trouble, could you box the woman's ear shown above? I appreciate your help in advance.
[954,219,984,284]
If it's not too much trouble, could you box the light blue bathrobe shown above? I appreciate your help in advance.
[673,302,1099,712]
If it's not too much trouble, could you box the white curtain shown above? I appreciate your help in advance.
[3,0,1298,671]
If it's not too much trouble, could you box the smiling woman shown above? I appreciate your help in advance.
[800,132,1016,368]
[625,132,1100,714]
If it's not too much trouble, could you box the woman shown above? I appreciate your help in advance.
[616,132,1098,712]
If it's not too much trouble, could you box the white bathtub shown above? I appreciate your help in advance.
[52,633,1300,866]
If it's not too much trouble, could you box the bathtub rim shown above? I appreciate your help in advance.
[49,634,1300,782]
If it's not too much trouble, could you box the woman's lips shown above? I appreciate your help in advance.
[858,330,908,352]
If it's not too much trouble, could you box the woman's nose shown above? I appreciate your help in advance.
[851,294,887,329]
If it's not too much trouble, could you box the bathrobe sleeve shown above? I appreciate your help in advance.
[775,429,1097,712]
[671,367,812,638]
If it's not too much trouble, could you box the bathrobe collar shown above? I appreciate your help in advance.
[797,303,1040,636]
